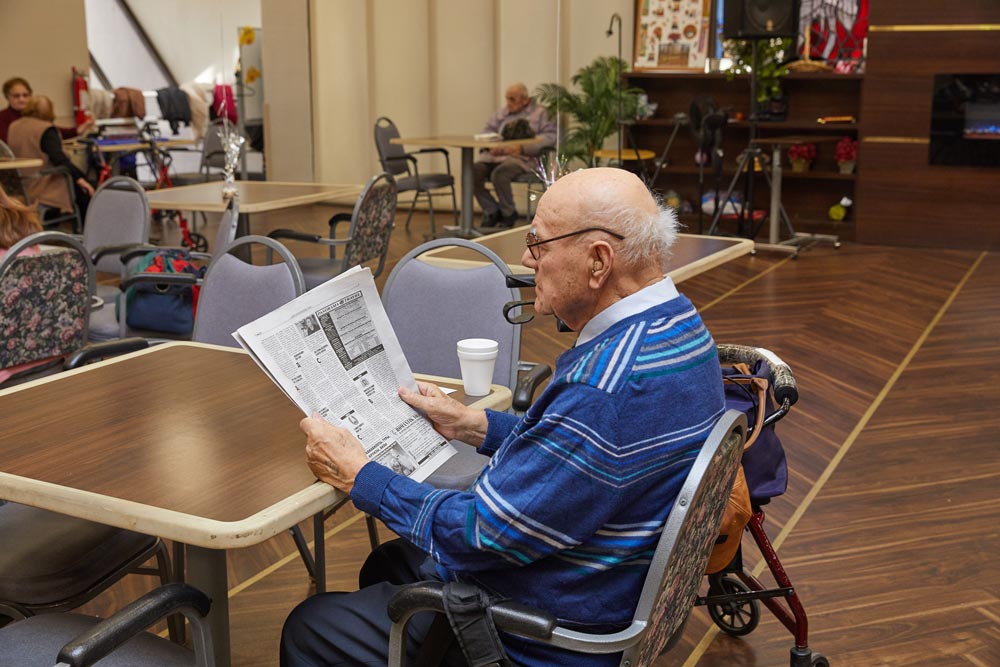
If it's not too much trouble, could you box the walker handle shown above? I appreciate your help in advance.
[717,344,798,407]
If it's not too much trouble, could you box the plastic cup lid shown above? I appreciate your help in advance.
[457,338,499,354]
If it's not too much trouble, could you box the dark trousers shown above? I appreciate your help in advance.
[280,539,449,667]
[472,158,529,217]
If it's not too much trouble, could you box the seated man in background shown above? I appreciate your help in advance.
[281,168,725,667]
[474,82,556,229]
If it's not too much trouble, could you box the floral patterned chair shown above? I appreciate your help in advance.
[386,410,748,667]
[267,172,397,291]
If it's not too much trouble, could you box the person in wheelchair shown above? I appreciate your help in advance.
[282,168,726,667]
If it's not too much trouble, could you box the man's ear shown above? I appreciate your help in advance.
[589,243,614,285]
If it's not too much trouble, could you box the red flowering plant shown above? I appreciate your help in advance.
[787,142,817,162]
[835,136,858,162]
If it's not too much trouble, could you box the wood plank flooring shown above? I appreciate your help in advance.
[70,203,1000,667]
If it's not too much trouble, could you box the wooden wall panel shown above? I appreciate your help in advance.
[855,2,1000,249]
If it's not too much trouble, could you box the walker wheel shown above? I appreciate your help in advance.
[707,576,760,636]
[184,233,209,253]
[810,654,830,667]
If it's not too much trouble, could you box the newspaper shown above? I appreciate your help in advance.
[233,266,455,482]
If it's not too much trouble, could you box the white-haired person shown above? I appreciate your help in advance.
[474,82,557,229]
[281,168,726,667]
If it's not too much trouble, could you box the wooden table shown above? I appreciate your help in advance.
[0,342,511,667]
[420,226,754,284]
[0,157,43,170]
[145,180,362,238]
[391,135,542,238]
[65,138,196,154]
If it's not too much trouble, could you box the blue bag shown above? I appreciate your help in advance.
[723,359,788,501]
[116,249,205,334]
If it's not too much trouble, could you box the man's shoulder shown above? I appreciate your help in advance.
[554,297,712,392]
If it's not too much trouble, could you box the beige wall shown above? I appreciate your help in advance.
[260,0,313,181]
[0,0,89,126]
[303,0,635,194]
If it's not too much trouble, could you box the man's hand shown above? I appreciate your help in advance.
[399,381,489,446]
[302,415,371,494]
[488,144,523,157]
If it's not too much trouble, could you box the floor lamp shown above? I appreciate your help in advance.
[607,12,623,165]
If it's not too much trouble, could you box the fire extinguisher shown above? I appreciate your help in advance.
[72,67,89,126]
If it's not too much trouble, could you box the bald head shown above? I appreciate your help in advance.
[540,168,677,272]
[504,83,530,114]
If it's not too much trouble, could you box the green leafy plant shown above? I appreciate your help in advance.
[535,56,644,167]
[725,37,793,104]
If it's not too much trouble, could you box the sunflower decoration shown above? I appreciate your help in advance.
[245,66,262,85]
[239,27,256,46]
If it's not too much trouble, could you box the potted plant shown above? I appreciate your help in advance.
[787,142,816,172]
[725,37,793,121]
[835,136,858,174]
[536,56,643,167]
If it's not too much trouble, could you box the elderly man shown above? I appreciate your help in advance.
[474,83,556,229]
[281,168,725,667]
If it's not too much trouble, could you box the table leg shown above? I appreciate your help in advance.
[186,545,231,667]
[233,211,252,261]
[458,147,482,239]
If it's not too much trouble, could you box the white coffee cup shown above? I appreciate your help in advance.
[456,338,499,397]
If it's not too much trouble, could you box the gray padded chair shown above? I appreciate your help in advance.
[0,583,214,667]
[83,176,151,277]
[191,234,306,347]
[387,410,748,667]
[381,238,552,490]
[374,117,458,238]
[268,172,398,291]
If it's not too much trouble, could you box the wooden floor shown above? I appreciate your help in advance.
[75,202,999,667]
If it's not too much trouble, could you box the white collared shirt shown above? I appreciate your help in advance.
[575,277,680,347]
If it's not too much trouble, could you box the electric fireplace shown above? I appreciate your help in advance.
[929,74,1000,167]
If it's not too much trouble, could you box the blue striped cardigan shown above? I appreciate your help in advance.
[352,294,725,666]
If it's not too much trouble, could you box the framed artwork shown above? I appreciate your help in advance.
[633,0,713,72]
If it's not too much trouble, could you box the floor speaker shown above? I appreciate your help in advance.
[723,0,800,40]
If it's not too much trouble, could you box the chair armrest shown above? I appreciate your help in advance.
[92,243,148,264]
[413,147,453,173]
[513,363,552,412]
[57,583,211,667]
[269,228,323,244]
[328,212,352,236]
[120,272,197,290]
[387,581,555,641]
[65,338,149,369]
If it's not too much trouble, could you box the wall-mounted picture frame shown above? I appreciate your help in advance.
[633,0,713,72]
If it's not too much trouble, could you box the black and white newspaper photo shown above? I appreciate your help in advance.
[233,267,455,482]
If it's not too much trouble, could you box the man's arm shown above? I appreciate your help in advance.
[354,384,628,572]
[523,105,557,158]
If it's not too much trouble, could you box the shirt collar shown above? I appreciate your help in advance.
[575,277,679,347]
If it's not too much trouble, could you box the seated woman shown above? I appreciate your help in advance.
[0,183,42,260]
[6,95,95,220]
[0,183,53,385]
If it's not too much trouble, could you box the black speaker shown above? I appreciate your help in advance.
[723,0,800,40]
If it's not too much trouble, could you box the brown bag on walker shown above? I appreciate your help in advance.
[705,363,767,574]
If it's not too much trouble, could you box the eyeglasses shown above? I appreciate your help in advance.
[525,226,625,260]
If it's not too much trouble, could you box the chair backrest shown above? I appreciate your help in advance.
[618,409,746,666]
[381,239,522,391]
[192,235,306,347]
[83,176,150,273]
[373,117,410,177]
[211,196,240,254]
[0,139,13,158]
[339,172,397,277]
[0,232,94,372]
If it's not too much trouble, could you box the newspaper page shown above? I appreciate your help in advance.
[233,266,455,482]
